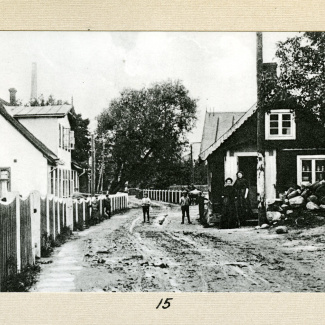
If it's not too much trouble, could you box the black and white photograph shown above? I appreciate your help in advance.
[1,31,325,293]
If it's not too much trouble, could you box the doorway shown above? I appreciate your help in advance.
[237,156,257,208]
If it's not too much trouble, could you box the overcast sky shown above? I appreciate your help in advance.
[0,32,298,142]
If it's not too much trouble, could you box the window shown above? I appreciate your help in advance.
[297,155,325,184]
[59,127,75,151]
[0,168,11,195]
[265,110,296,140]
[59,124,62,148]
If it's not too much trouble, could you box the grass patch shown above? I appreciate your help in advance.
[2,258,40,292]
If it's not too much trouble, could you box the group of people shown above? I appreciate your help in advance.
[220,171,253,229]
[87,194,112,225]
[140,170,253,229]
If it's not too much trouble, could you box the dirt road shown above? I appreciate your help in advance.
[31,197,325,292]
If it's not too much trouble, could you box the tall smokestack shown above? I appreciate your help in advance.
[31,62,37,101]
[9,88,17,105]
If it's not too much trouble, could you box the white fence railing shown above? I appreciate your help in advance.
[143,189,183,204]
[0,191,128,288]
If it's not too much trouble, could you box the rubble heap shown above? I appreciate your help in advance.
[267,180,325,225]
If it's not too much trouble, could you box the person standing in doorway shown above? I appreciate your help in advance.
[234,171,253,226]
[141,192,151,223]
[221,178,238,229]
[180,192,192,224]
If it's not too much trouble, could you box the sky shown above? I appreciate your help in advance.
[0,32,298,143]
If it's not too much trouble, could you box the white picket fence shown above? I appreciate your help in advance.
[0,191,128,285]
[144,189,183,204]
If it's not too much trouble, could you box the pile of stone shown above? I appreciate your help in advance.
[267,180,325,223]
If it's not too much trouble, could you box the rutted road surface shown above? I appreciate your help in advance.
[31,197,325,292]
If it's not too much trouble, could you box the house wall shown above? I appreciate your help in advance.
[206,108,325,204]
[19,117,58,155]
[18,116,72,168]
[0,114,48,197]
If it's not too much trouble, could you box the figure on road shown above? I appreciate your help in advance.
[90,196,100,225]
[180,191,192,224]
[103,194,111,219]
[220,178,238,229]
[141,192,151,223]
[197,191,209,222]
[234,171,253,226]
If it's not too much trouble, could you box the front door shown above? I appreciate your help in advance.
[237,156,257,208]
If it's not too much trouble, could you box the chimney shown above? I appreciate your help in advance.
[31,62,37,100]
[9,88,17,105]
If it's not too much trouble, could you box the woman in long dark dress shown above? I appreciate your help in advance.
[233,171,253,226]
[220,178,238,229]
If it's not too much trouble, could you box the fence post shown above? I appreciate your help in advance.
[52,198,56,240]
[75,200,79,225]
[57,199,61,235]
[46,195,50,235]
[30,190,41,260]
[82,199,86,224]
[66,198,73,230]
[13,192,21,272]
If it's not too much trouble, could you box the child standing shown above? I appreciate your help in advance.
[180,192,192,224]
[141,192,151,223]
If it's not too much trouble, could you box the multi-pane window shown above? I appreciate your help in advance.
[59,124,75,151]
[266,110,296,140]
[297,156,325,184]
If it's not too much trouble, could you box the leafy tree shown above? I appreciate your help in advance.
[28,94,69,107]
[263,32,325,123]
[69,112,91,168]
[193,160,208,184]
[96,80,197,193]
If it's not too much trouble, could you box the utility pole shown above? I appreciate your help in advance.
[190,143,194,184]
[91,133,96,195]
[256,32,267,226]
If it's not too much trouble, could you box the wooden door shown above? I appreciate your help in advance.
[238,156,258,208]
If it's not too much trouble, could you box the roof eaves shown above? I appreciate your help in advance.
[199,103,257,161]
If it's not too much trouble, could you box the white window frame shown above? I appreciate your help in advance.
[297,155,325,185]
[265,109,296,140]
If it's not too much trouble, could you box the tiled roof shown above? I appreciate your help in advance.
[200,103,257,161]
[5,104,72,118]
[200,111,244,154]
[0,104,59,163]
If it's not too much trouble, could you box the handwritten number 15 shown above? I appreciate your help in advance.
[156,298,173,309]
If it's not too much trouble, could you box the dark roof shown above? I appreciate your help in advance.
[200,111,244,154]
[200,103,257,160]
[5,104,73,118]
[0,104,59,164]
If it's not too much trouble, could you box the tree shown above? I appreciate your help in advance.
[96,80,197,193]
[28,94,69,107]
[264,32,325,123]
[69,112,91,168]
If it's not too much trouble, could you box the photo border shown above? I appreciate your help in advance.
[1,0,325,324]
